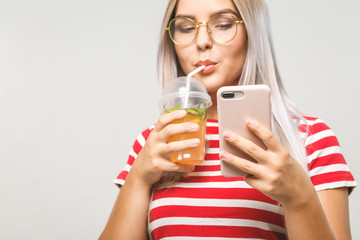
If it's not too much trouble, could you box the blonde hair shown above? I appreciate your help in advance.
[157,0,309,176]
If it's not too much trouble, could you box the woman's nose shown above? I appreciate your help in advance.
[196,23,213,50]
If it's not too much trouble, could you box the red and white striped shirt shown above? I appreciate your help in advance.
[115,116,356,239]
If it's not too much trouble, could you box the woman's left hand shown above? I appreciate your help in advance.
[219,119,315,206]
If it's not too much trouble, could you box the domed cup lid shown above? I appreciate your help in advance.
[159,77,212,112]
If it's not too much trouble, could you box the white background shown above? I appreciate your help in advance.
[0,0,359,239]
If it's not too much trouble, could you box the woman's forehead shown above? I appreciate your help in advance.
[175,0,237,19]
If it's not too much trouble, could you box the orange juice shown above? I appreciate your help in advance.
[166,109,207,165]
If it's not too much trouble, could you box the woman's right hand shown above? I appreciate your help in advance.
[99,110,198,240]
[128,110,198,187]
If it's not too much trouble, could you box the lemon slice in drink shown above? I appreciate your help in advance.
[191,118,200,123]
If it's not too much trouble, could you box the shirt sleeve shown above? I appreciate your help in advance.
[113,126,154,186]
[302,116,356,192]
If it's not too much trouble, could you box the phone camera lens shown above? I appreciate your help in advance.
[222,92,235,99]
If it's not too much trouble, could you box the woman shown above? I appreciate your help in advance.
[100,0,356,239]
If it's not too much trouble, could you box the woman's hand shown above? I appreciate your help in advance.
[219,119,314,206]
[129,110,197,187]
[99,110,198,240]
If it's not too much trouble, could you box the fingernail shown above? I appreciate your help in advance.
[219,151,228,158]
[192,124,199,131]
[223,131,232,139]
[192,139,200,146]
[247,119,256,127]
[178,110,187,117]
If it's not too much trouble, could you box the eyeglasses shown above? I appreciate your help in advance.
[166,13,243,46]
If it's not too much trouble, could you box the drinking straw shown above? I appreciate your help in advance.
[187,65,205,78]
[183,65,205,108]
[186,65,205,90]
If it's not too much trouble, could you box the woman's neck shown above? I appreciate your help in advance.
[207,92,218,120]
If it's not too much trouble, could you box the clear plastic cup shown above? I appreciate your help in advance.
[159,76,212,165]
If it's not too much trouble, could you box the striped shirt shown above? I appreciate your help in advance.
[115,116,356,239]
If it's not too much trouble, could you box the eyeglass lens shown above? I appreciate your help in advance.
[169,14,238,45]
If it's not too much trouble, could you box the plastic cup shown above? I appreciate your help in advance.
[159,76,212,165]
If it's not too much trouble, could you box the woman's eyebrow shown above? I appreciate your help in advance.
[214,8,239,17]
[174,13,195,19]
[175,8,240,20]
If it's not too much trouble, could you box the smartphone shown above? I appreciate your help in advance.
[217,85,271,177]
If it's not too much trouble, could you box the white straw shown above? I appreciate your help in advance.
[187,65,205,78]
[184,65,205,108]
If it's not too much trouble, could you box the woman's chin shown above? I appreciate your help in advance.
[203,79,236,94]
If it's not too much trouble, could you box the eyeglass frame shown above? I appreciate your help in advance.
[165,13,244,46]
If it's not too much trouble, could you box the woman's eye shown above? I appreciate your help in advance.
[215,23,234,30]
[178,26,196,33]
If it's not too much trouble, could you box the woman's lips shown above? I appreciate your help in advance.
[195,60,218,74]
[202,64,217,74]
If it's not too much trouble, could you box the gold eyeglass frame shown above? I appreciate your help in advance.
[165,13,244,46]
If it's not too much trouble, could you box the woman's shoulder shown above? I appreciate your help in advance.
[299,115,357,191]
[297,114,342,161]
[299,114,325,126]
[297,114,334,136]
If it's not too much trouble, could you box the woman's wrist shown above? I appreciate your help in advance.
[281,187,337,240]
[281,177,318,209]
[281,187,318,211]
[125,169,154,192]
